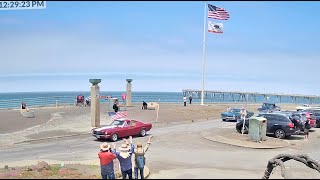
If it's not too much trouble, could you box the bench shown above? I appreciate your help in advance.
[147,102,159,110]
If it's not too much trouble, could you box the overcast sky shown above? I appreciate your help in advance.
[0,1,319,95]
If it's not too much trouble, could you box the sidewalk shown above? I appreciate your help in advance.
[201,128,290,149]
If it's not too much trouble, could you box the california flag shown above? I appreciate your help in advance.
[208,21,223,33]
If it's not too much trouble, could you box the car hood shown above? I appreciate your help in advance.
[94,125,117,131]
[221,112,237,116]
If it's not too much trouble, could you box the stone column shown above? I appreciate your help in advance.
[126,79,132,106]
[89,79,101,127]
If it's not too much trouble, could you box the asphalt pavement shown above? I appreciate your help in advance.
[1,119,320,178]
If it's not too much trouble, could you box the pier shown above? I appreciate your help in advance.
[182,89,320,104]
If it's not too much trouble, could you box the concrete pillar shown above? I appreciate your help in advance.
[89,79,101,127]
[126,79,132,107]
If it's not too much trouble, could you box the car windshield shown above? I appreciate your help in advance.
[294,114,307,121]
[230,109,241,113]
[263,103,274,108]
[110,120,124,126]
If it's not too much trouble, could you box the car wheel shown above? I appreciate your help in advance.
[111,133,118,142]
[222,119,226,122]
[236,126,242,133]
[316,121,320,128]
[274,129,286,139]
[139,129,146,137]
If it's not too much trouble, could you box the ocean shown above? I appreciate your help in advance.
[0,91,319,109]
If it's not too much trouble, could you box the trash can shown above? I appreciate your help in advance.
[248,117,267,142]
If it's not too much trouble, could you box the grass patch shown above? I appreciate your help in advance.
[50,165,61,175]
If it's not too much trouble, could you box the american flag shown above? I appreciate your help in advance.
[208,4,230,20]
[108,111,128,120]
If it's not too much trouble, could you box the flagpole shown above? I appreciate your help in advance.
[201,1,207,105]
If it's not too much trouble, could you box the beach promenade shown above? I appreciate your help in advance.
[1,102,320,178]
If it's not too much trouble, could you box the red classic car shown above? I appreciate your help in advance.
[91,118,152,142]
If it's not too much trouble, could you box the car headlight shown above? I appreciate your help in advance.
[104,132,108,135]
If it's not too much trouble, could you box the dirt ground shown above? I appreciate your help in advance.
[0,162,101,179]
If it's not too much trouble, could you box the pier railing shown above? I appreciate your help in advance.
[0,96,75,109]
[0,95,176,109]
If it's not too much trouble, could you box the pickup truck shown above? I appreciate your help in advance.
[257,103,281,113]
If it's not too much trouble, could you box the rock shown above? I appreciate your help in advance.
[36,161,51,172]
[4,165,8,169]
[25,166,33,171]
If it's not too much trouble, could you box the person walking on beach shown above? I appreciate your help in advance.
[133,135,153,179]
[183,96,187,106]
[112,136,135,179]
[98,143,117,179]
[189,95,193,104]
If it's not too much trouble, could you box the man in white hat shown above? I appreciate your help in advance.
[111,136,135,179]
[98,142,117,179]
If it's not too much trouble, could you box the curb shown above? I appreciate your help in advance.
[144,166,150,179]
[201,132,290,149]
[14,132,91,144]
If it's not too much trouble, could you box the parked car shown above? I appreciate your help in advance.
[257,103,281,113]
[221,108,254,121]
[91,118,152,142]
[236,113,299,139]
[302,109,320,128]
[272,111,306,132]
[305,111,316,128]
[291,111,308,131]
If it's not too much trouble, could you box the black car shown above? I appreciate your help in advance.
[236,113,299,139]
[272,111,306,132]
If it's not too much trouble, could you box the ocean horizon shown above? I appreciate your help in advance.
[1,91,320,109]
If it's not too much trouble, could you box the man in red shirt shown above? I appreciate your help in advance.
[98,143,117,179]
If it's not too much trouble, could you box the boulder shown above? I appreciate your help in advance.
[36,161,51,172]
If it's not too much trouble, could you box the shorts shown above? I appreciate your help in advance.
[304,128,309,135]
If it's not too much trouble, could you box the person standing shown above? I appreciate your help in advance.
[21,102,29,112]
[189,96,193,104]
[227,107,231,112]
[304,118,310,141]
[133,135,153,179]
[113,100,119,112]
[98,143,117,179]
[183,96,187,106]
[112,136,135,179]
[142,101,147,110]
